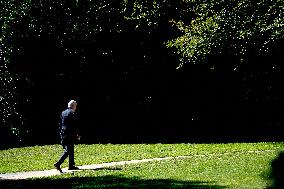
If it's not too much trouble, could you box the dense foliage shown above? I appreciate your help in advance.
[167,0,284,68]
[1,0,284,146]
[0,0,180,145]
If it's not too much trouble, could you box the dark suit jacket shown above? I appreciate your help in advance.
[60,108,78,145]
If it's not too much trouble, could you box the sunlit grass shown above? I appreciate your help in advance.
[0,142,283,173]
[0,142,283,188]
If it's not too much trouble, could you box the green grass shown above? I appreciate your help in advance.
[0,142,283,188]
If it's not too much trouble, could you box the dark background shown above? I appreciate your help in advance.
[1,1,284,148]
[15,36,284,145]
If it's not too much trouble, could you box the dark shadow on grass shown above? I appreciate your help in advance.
[0,175,227,189]
[265,151,284,189]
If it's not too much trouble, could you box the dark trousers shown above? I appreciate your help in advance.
[56,143,75,168]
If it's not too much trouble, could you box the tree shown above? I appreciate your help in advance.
[3,0,282,145]
[0,0,184,145]
[0,0,32,145]
[166,0,284,138]
[167,0,284,69]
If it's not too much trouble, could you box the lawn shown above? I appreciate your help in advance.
[0,142,283,188]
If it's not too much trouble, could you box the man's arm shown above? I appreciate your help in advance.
[72,112,81,141]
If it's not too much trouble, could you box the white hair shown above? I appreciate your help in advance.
[68,100,77,108]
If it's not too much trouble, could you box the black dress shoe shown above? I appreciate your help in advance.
[68,166,79,170]
[54,163,63,173]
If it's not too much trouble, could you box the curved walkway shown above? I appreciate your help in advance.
[0,156,182,180]
[0,149,277,180]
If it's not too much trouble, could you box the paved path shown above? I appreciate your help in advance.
[0,149,278,180]
[0,156,188,180]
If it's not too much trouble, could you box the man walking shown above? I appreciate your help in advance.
[54,100,80,173]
